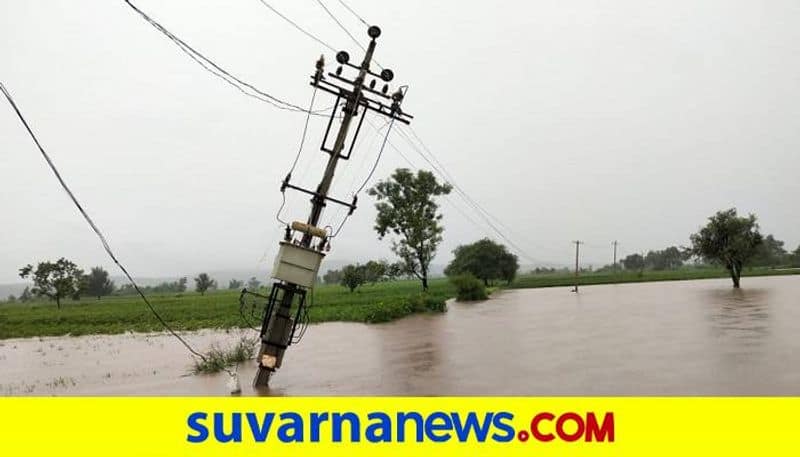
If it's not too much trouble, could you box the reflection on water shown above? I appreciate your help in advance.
[2,275,799,396]
[705,288,770,344]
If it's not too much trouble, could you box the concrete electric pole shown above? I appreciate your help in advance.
[250,25,412,387]
[572,240,583,293]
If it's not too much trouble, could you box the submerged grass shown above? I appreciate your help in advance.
[191,336,258,375]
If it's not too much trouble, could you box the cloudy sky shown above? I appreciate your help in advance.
[1,0,798,283]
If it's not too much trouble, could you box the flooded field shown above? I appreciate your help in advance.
[1,275,798,396]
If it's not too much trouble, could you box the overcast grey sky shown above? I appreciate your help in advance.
[2,0,799,283]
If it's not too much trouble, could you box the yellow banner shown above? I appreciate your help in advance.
[0,397,796,457]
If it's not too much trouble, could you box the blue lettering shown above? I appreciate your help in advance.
[452,412,493,442]
[424,412,453,442]
[491,412,515,442]
[396,412,424,442]
[310,412,329,442]
[213,412,241,443]
[365,412,392,442]
[277,412,304,442]
[246,412,275,442]
[186,412,208,443]
[332,412,360,442]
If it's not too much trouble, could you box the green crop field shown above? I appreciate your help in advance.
[0,278,453,339]
[509,266,800,289]
[1,267,797,339]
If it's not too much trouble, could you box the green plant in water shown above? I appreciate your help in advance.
[449,273,488,301]
[191,336,258,375]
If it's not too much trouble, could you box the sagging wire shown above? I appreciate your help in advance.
[336,0,370,26]
[329,116,395,238]
[276,86,319,225]
[238,288,269,332]
[123,0,321,115]
[320,113,382,231]
[313,0,383,70]
[256,0,338,53]
[1,81,237,378]
[291,287,313,345]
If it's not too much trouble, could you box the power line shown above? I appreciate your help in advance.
[401,125,524,238]
[315,0,365,51]
[391,125,547,263]
[313,0,383,70]
[123,0,316,114]
[364,119,519,252]
[1,81,211,364]
[336,0,369,26]
[402,125,555,260]
[256,0,337,53]
[329,117,395,238]
[354,118,394,195]
[276,86,319,225]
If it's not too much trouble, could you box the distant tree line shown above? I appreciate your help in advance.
[17,259,105,308]
[117,277,188,296]
[323,260,408,292]
[614,234,799,274]
[10,257,232,307]
[617,246,687,273]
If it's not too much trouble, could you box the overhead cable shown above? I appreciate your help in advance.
[1,82,213,365]
[256,0,338,53]
[123,0,317,114]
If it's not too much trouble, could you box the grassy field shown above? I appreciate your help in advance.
[509,266,800,289]
[1,267,797,339]
[0,279,453,339]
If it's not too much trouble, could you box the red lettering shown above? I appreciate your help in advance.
[530,412,555,442]
[585,412,615,442]
[555,412,585,442]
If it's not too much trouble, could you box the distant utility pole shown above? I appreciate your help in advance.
[251,26,412,387]
[612,240,618,273]
[572,240,583,292]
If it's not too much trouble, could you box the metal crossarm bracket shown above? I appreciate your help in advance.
[282,180,356,212]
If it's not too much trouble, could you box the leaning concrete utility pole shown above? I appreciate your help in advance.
[250,25,412,387]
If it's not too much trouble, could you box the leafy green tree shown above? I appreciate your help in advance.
[621,253,646,274]
[6,295,16,303]
[688,208,763,288]
[340,264,365,292]
[385,261,406,280]
[19,287,32,302]
[247,276,261,291]
[177,277,188,293]
[19,258,85,309]
[368,169,452,290]
[644,246,685,270]
[449,273,488,301]
[363,260,388,284]
[445,238,519,286]
[323,269,343,285]
[498,251,519,284]
[228,279,244,290]
[85,266,115,299]
[194,273,216,295]
[749,234,788,267]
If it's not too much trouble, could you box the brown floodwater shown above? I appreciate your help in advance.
[1,275,799,396]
